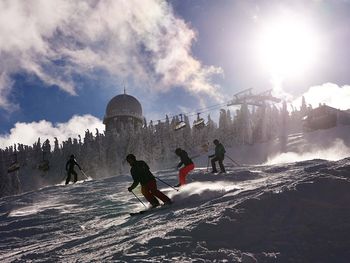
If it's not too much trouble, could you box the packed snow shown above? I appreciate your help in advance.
[1,155,350,262]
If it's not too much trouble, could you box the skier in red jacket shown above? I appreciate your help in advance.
[175,148,195,186]
[126,154,172,207]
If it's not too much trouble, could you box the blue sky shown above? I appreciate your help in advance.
[1,0,350,148]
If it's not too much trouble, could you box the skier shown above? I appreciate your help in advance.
[126,154,172,207]
[65,154,82,185]
[209,139,226,174]
[174,148,195,186]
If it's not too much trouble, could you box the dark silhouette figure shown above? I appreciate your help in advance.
[209,139,226,173]
[126,154,172,207]
[65,154,82,185]
[175,148,194,186]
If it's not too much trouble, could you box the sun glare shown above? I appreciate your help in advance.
[256,15,320,79]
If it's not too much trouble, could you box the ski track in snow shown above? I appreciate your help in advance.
[1,158,350,262]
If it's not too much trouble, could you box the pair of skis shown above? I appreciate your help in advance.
[129,203,172,216]
[129,210,149,216]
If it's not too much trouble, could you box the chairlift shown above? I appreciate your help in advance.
[227,88,253,106]
[193,113,205,129]
[175,114,186,131]
[227,88,281,107]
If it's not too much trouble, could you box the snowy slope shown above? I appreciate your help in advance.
[228,125,350,166]
[1,157,350,262]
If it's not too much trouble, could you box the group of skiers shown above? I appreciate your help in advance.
[126,139,226,207]
[64,139,226,208]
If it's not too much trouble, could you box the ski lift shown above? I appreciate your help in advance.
[7,154,20,173]
[193,113,205,129]
[227,88,281,107]
[174,114,186,131]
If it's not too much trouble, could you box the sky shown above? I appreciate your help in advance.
[1,0,350,148]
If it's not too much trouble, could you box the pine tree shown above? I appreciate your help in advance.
[301,96,307,115]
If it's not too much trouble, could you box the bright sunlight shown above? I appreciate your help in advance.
[256,14,320,80]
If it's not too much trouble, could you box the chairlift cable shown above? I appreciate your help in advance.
[153,102,228,123]
[149,88,282,124]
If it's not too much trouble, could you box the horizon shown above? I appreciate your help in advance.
[0,90,349,150]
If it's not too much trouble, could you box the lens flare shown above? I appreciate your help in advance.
[256,14,320,80]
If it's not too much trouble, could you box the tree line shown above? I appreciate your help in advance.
[0,99,311,197]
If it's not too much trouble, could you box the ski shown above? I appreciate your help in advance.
[129,203,173,216]
[129,210,148,216]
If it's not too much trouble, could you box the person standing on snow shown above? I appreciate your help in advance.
[209,139,226,174]
[65,154,82,184]
[126,154,172,207]
[174,148,195,187]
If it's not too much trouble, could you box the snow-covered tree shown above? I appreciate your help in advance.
[1,99,314,197]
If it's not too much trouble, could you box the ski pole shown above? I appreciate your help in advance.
[131,190,147,208]
[189,154,201,159]
[206,157,210,172]
[61,171,68,182]
[154,176,179,192]
[226,155,240,166]
[80,170,89,179]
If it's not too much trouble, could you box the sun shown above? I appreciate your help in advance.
[256,14,320,80]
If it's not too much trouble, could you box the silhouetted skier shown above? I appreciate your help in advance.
[126,154,172,207]
[209,139,226,173]
[65,154,82,184]
[175,148,195,186]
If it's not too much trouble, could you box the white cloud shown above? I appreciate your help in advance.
[0,0,222,111]
[0,72,19,112]
[295,83,350,110]
[0,115,104,149]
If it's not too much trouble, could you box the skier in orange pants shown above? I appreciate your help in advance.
[175,148,195,186]
[126,154,172,207]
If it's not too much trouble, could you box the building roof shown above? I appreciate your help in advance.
[104,94,143,120]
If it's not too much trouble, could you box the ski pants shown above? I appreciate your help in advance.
[141,179,171,206]
[211,156,225,173]
[179,163,195,185]
[66,170,78,184]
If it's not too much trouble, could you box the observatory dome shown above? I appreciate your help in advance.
[105,94,142,120]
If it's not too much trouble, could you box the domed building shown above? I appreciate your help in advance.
[103,90,143,134]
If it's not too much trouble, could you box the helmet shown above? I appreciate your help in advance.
[126,154,136,162]
[213,139,219,144]
[70,154,75,158]
[175,148,182,155]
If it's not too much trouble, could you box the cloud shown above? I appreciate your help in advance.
[0,73,19,112]
[295,83,350,110]
[0,0,222,111]
[0,114,104,149]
